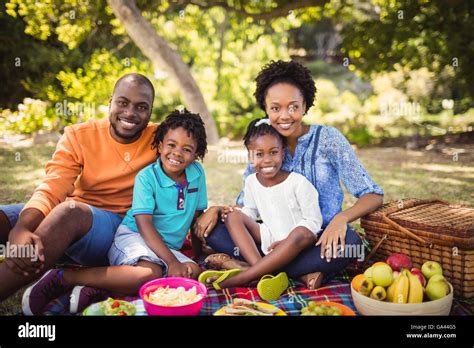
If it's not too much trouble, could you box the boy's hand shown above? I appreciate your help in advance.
[168,261,193,278]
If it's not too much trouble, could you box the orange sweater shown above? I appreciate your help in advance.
[23,119,158,216]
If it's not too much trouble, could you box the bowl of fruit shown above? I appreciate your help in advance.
[351,254,453,315]
[300,301,356,316]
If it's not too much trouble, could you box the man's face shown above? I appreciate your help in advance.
[109,80,153,143]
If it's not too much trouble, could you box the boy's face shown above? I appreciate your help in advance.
[264,82,306,138]
[158,127,198,179]
[248,134,284,180]
[109,80,153,143]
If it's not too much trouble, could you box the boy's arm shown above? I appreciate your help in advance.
[190,211,204,258]
[135,214,191,277]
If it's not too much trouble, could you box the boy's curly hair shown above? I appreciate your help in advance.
[152,108,207,160]
[254,60,316,113]
[243,118,286,149]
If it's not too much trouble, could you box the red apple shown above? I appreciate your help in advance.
[386,253,412,272]
[410,267,426,287]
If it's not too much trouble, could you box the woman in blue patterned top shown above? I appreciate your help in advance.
[194,60,384,289]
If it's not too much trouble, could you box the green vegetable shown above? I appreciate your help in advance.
[100,298,136,316]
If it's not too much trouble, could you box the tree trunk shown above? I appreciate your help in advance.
[107,0,219,144]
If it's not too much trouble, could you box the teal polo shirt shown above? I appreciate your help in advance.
[121,159,208,250]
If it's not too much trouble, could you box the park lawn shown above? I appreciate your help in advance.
[0,143,473,314]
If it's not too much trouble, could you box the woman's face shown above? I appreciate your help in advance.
[264,82,306,138]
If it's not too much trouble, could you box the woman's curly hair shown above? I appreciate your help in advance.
[254,60,317,113]
[152,108,207,160]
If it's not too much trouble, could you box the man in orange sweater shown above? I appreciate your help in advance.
[0,73,158,311]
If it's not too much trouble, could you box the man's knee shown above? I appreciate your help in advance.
[50,201,92,231]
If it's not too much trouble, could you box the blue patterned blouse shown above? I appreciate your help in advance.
[236,125,384,228]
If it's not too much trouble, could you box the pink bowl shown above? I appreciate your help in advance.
[139,277,207,316]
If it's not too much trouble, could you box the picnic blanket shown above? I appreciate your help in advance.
[42,269,473,316]
[42,238,473,316]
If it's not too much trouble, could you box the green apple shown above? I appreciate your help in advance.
[425,278,450,301]
[372,263,394,287]
[421,261,443,279]
[428,274,446,283]
[364,266,374,282]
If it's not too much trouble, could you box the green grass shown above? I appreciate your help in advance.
[1,143,473,315]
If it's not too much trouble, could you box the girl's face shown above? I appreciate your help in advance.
[158,127,197,179]
[248,133,284,180]
[264,82,306,138]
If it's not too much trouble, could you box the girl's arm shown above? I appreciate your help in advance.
[135,214,192,277]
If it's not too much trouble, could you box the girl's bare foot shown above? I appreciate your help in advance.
[204,253,250,271]
[299,272,324,290]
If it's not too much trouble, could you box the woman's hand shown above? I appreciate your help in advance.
[193,206,219,243]
[316,214,348,262]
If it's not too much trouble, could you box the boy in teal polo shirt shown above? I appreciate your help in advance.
[108,109,208,282]
[59,110,209,313]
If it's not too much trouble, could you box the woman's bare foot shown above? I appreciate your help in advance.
[299,272,324,290]
[205,253,250,271]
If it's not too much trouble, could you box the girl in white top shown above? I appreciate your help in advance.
[207,118,323,289]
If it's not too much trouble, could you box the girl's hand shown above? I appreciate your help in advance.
[220,206,237,221]
[316,215,348,262]
[168,261,193,278]
[193,207,219,243]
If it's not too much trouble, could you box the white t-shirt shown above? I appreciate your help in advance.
[240,172,323,255]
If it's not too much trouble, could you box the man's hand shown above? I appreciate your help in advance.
[167,261,192,278]
[6,227,45,276]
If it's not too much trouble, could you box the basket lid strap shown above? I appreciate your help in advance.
[381,214,429,245]
[363,234,388,268]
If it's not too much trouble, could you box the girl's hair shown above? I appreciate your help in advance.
[254,60,316,113]
[243,118,286,149]
[152,108,207,160]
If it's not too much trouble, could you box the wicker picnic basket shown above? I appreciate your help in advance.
[360,198,474,298]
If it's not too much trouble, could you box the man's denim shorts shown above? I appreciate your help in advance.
[0,203,123,266]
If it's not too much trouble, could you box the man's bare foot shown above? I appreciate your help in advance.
[205,253,250,271]
[299,272,324,290]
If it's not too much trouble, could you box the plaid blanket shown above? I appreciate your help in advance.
[42,238,473,316]
[43,269,473,316]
